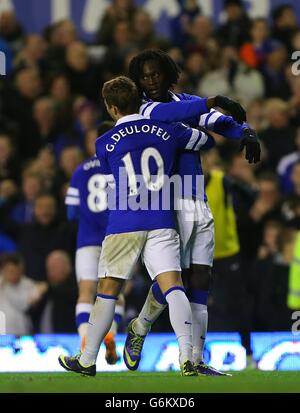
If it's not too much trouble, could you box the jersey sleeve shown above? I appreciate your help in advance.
[172,123,215,151]
[139,97,209,123]
[65,168,80,220]
[65,169,80,207]
[199,109,248,140]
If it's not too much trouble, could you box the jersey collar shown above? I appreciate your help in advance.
[115,113,145,126]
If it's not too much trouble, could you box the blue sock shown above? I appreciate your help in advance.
[75,303,93,335]
[152,281,167,305]
[187,288,208,305]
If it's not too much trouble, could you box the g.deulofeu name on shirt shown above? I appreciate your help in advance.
[106,124,171,152]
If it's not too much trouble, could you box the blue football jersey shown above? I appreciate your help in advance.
[140,91,247,199]
[96,114,213,235]
[65,156,109,248]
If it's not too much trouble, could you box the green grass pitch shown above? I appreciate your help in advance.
[0,370,300,393]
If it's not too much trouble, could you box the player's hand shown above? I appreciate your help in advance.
[239,128,261,164]
[214,95,246,124]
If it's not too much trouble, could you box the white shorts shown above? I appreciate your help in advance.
[176,198,215,268]
[98,228,181,281]
[75,246,101,282]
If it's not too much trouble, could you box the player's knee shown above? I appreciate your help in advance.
[190,264,211,290]
[156,271,183,294]
[98,277,124,297]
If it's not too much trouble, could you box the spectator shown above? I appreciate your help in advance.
[240,18,272,69]
[96,0,138,46]
[54,146,84,200]
[48,74,73,131]
[29,146,59,193]
[257,220,283,261]
[43,19,78,73]
[0,252,48,335]
[32,97,61,149]
[13,34,47,73]
[260,98,297,171]
[185,15,216,57]
[245,173,282,258]
[205,169,248,333]
[84,128,98,158]
[217,0,251,48]
[52,97,97,158]
[10,172,43,224]
[102,20,135,79]
[41,250,77,333]
[260,40,291,99]
[0,10,24,54]
[3,68,43,159]
[198,46,264,106]
[255,227,296,331]
[132,10,170,51]
[65,41,103,102]
[246,99,267,132]
[0,133,20,183]
[0,193,73,282]
[170,0,201,48]
[272,4,298,54]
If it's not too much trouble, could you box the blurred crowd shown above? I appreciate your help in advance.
[0,0,300,337]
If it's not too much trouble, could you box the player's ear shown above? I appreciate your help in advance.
[111,105,119,118]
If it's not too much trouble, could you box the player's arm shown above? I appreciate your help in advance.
[65,168,81,220]
[199,110,261,164]
[173,123,215,152]
[140,94,246,124]
[65,187,80,221]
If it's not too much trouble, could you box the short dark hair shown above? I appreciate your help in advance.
[102,76,141,115]
[0,252,24,269]
[97,121,115,136]
[272,4,294,21]
[128,49,181,95]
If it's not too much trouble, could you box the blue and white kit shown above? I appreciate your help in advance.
[95,113,214,280]
[140,92,248,267]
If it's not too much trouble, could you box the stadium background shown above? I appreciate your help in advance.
[1,0,300,374]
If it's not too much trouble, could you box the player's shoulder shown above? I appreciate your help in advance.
[170,91,194,101]
[74,156,101,177]
[96,130,113,146]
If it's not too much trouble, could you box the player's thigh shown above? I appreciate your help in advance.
[142,228,181,281]
[98,231,147,281]
[190,200,215,267]
[75,246,102,283]
[176,199,196,269]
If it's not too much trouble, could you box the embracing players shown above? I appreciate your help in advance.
[123,50,260,376]
[58,76,219,376]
